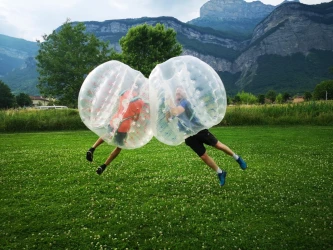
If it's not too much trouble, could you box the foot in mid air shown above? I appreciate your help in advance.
[217,171,227,186]
[96,164,107,175]
[86,148,95,162]
[237,156,247,170]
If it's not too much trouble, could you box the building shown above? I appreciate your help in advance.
[29,96,50,106]
[293,96,305,103]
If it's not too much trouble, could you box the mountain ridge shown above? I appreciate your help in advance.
[0,0,332,96]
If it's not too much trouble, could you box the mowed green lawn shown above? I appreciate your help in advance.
[1,126,332,249]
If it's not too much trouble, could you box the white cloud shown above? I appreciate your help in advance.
[108,0,129,10]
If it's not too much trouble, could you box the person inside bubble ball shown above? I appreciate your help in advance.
[86,88,145,175]
[166,87,247,186]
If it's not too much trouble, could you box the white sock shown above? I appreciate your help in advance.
[233,154,239,161]
[216,168,223,174]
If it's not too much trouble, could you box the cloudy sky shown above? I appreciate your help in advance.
[0,0,330,42]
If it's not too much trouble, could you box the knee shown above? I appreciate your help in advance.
[113,147,122,155]
[214,141,223,150]
[200,152,208,161]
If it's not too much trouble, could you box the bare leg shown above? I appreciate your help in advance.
[92,137,105,149]
[200,141,236,171]
[86,137,105,162]
[200,152,219,172]
[200,152,227,186]
[213,141,234,156]
[104,147,122,166]
[214,141,247,170]
[96,147,122,175]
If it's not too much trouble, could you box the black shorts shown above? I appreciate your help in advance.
[108,125,127,146]
[114,132,127,146]
[185,129,218,157]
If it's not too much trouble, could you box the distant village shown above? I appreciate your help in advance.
[29,96,68,109]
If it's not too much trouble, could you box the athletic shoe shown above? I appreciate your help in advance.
[86,148,95,162]
[217,171,227,186]
[237,156,247,170]
[96,164,106,175]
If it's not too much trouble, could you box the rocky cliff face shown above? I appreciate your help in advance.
[83,18,245,51]
[82,17,246,74]
[234,2,333,87]
[83,17,250,78]
[0,34,38,76]
[251,2,333,50]
[1,1,332,95]
[0,47,30,60]
[92,2,332,81]
[188,0,277,35]
[182,48,233,72]
[200,0,275,20]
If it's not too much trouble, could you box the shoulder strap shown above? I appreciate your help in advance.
[130,97,141,103]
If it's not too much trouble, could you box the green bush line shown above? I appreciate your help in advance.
[0,109,86,132]
[1,101,333,132]
[220,101,333,126]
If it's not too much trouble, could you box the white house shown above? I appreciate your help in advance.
[29,96,50,106]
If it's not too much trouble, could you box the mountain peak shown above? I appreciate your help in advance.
[200,0,275,20]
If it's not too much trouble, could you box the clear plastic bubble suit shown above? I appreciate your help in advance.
[149,55,227,146]
[78,61,153,149]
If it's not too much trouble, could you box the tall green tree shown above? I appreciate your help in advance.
[233,95,241,104]
[313,80,333,100]
[257,94,265,104]
[236,91,258,105]
[36,19,118,107]
[304,91,312,101]
[282,92,291,103]
[119,23,182,77]
[276,93,283,104]
[16,93,33,107]
[266,90,277,103]
[0,80,15,109]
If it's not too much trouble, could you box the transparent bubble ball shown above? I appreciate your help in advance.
[78,60,153,149]
[149,55,227,146]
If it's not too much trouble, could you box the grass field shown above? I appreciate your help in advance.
[1,126,332,249]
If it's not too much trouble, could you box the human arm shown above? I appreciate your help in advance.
[165,98,185,116]
[170,106,185,116]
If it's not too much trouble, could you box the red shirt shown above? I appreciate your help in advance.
[110,90,144,133]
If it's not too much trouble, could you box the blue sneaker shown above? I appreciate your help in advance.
[237,156,247,170]
[217,171,227,186]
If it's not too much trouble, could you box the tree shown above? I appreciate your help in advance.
[236,91,258,104]
[313,80,333,100]
[233,95,241,104]
[257,94,265,104]
[227,96,232,105]
[119,23,182,77]
[0,80,15,109]
[16,93,33,107]
[304,91,312,101]
[36,19,118,107]
[282,92,291,103]
[266,90,277,103]
[276,93,283,104]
